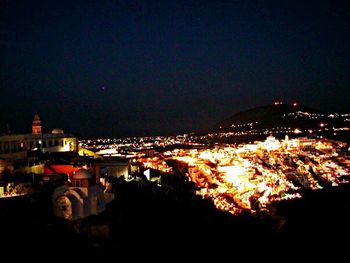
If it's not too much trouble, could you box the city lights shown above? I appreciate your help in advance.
[139,136,350,216]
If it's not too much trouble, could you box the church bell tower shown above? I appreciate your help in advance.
[32,113,42,134]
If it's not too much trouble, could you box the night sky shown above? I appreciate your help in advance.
[1,0,350,138]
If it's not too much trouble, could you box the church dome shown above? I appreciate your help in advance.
[71,169,94,180]
[52,128,64,134]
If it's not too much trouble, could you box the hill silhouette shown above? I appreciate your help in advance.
[216,103,321,128]
[209,103,349,142]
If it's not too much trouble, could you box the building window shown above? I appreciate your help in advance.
[49,141,52,147]
[82,180,89,188]
[9,143,14,153]
[42,141,47,148]
[6,143,10,153]
[14,143,19,153]
[60,140,63,146]
[54,140,59,146]
[72,180,80,187]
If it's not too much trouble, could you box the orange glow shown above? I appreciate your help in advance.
[145,136,350,216]
[44,165,82,178]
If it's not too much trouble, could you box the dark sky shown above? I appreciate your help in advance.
[1,0,350,138]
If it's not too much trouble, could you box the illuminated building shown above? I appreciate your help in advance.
[262,135,281,151]
[0,114,77,161]
[143,136,350,216]
[52,168,109,220]
[32,113,42,134]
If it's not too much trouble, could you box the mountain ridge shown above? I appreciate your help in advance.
[207,102,350,142]
[215,103,322,129]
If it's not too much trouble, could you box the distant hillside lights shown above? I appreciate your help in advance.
[214,101,350,139]
[274,101,297,106]
[294,128,302,134]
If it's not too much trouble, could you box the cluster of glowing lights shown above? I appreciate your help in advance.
[0,183,33,199]
[0,192,26,198]
[141,157,172,173]
[167,137,350,216]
